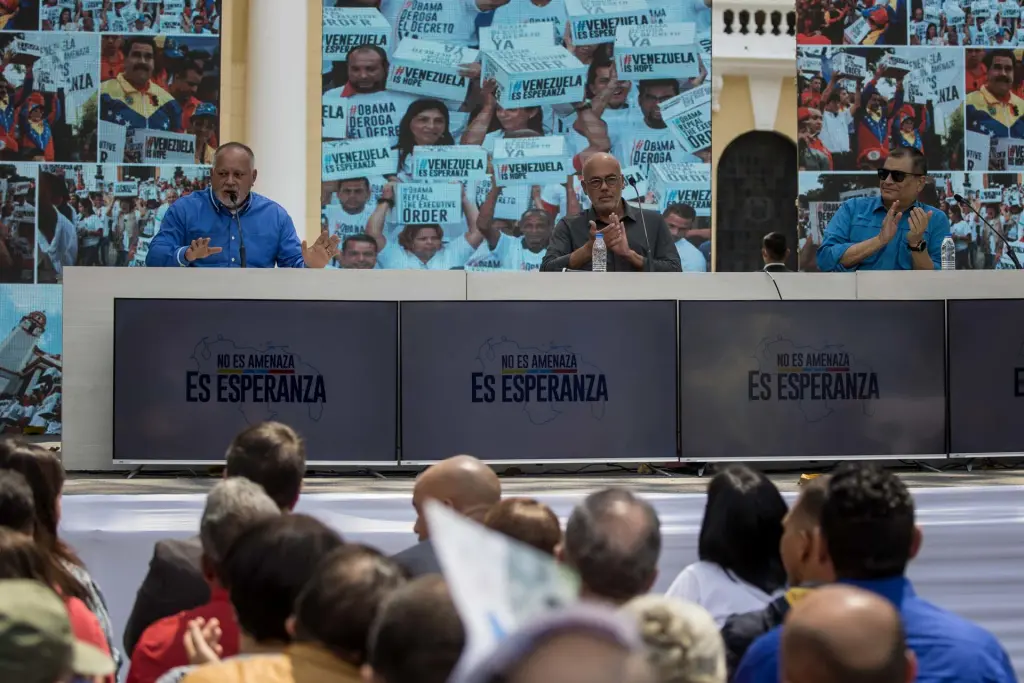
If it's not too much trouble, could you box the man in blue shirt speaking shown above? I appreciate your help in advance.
[146,142,339,268]
[817,147,951,271]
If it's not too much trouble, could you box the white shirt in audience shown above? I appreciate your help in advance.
[665,560,777,627]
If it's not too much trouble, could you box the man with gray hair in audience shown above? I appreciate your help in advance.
[127,478,280,683]
[558,488,662,605]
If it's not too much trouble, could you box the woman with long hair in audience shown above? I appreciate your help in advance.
[0,440,122,671]
[665,465,788,626]
[460,79,546,154]
[393,98,456,178]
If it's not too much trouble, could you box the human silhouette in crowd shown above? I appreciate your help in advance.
[560,488,662,605]
[124,421,307,655]
[666,466,788,626]
[734,463,1016,683]
[483,497,562,556]
[393,454,501,577]
[781,585,917,683]
[622,595,727,683]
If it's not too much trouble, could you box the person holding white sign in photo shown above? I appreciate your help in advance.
[490,0,567,41]
[381,0,512,46]
[367,182,484,269]
[321,177,377,240]
[560,57,641,157]
[36,171,77,282]
[470,178,553,271]
[461,80,547,153]
[188,102,217,164]
[147,143,340,269]
[393,99,456,177]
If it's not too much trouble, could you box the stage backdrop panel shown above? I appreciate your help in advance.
[949,299,1024,455]
[400,300,678,463]
[678,300,947,460]
[113,299,398,464]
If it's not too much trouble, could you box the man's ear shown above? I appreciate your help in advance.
[251,168,258,186]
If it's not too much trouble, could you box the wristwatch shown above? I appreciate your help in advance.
[907,239,927,252]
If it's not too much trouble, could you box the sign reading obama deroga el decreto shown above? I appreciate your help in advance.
[322,137,398,180]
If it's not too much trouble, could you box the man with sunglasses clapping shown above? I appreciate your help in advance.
[816,147,950,272]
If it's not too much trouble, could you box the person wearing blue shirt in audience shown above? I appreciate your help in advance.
[817,147,950,272]
[146,142,339,268]
[734,463,1017,683]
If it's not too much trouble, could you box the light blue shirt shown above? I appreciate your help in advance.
[675,238,708,272]
[817,196,950,272]
[146,188,305,268]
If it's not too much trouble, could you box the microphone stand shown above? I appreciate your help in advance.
[227,191,247,268]
[626,178,653,272]
[953,193,1022,270]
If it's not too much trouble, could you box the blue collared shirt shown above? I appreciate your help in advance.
[817,196,951,272]
[734,577,1017,683]
[145,188,305,268]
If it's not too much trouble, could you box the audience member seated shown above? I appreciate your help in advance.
[124,421,307,656]
[781,585,916,683]
[0,527,114,683]
[366,575,466,683]
[393,454,501,577]
[0,439,122,671]
[560,488,662,605]
[168,514,343,683]
[622,595,727,683]
[455,604,645,683]
[484,497,562,556]
[126,478,280,683]
[666,466,788,626]
[734,463,1017,683]
[0,579,115,683]
[721,476,834,677]
[182,544,405,683]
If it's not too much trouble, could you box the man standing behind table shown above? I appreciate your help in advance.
[817,147,950,271]
[146,142,339,268]
[540,153,681,272]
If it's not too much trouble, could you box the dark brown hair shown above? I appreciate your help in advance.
[484,498,562,556]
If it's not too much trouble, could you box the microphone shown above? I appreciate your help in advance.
[227,190,247,269]
[953,193,1021,270]
[625,177,653,272]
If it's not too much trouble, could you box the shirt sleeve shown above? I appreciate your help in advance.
[540,217,576,271]
[816,200,855,272]
[376,242,407,269]
[145,201,190,267]
[439,234,478,269]
[925,208,950,270]
[664,565,701,603]
[275,207,306,268]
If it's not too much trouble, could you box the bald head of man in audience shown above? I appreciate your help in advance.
[781,585,917,683]
[412,455,502,540]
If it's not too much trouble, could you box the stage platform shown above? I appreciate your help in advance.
[59,470,1024,678]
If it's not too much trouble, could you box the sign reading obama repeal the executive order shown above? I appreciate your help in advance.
[677,301,946,460]
[400,301,677,462]
[387,39,479,103]
[614,22,699,80]
[322,7,390,60]
[411,145,488,181]
[567,0,653,45]
[390,182,463,225]
[493,136,573,186]
[660,83,712,154]
[490,46,586,108]
[322,137,399,181]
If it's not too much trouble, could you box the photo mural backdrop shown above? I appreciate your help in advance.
[320,0,713,273]
[0,0,222,435]
[797,0,1024,270]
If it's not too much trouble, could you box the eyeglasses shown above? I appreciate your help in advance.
[586,176,622,190]
[877,168,924,183]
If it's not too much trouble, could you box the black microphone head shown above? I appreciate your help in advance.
[953,193,966,204]
[226,190,238,205]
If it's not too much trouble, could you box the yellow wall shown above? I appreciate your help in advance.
[709,76,797,269]
[307,2,323,243]
[220,0,248,147]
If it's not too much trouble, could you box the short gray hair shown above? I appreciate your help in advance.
[200,477,280,566]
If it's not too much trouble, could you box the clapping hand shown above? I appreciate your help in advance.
[302,230,340,268]
[908,206,932,244]
[183,617,222,666]
[603,213,632,256]
[184,237,222,262]
[879,200,902,246]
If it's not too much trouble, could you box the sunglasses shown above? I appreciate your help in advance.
[877,168,923,183]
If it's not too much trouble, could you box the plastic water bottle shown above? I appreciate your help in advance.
[940,236,955,271]
[592,233,607,272]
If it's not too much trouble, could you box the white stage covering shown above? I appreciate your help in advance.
[61,485,1024,677]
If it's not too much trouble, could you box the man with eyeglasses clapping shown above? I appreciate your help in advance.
[817,147,950,271]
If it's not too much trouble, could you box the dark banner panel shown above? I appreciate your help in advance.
[679,300,946,460]
[949,299,1024,455]
[400,300,678,462]
[113,299,398,463]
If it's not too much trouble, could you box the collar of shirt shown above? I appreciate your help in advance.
[869,196,922,214]
[207,186,253,215]
[838,575,913,604]
[117,72,152,97]
[585,200,641,226]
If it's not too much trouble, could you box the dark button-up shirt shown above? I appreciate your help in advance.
[540,201,681,272]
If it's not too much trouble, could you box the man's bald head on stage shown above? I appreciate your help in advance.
[411,455,501,541]
[582,153,625,216]
[781,585,916,683]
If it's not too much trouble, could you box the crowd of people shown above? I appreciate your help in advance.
[796,0,907,45]
[0,423,1017,683]
[319,0,713,271]
[41,0,220,34]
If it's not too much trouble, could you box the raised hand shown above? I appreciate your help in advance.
[908,207,932,242]
[879,200,902,246]
[184,237,222,262]
[183,617,222,666]
[302,230,340,268]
